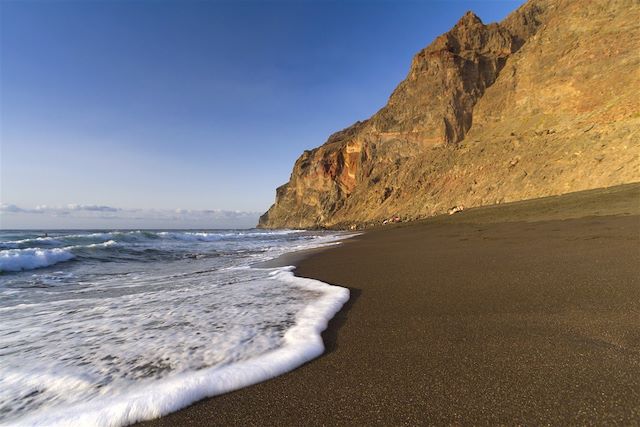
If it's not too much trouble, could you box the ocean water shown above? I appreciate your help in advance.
[0,229,349,427]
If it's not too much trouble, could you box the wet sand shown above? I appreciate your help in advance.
[139,184,640,425]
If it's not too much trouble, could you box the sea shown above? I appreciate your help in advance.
[0,229,350,427]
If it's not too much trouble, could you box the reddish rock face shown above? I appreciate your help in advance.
[259,0,640,229]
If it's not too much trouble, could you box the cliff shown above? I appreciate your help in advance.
[259,0,640,229]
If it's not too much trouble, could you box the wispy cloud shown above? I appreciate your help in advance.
[0,203,261,229]
[0,204,44,214]
[66,204,121,212]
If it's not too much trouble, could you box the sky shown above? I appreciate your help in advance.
[1,0,521,229]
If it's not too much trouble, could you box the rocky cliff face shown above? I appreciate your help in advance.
[259,0,640,229]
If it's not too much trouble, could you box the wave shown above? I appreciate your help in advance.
[0,230,304,250]
[0,241,118,272]
[12,268,349,427]
[0,234,115,249]
[157,231,223,242]
[0,237,62,250]
[80,240,118,249]
[0,248,76,272]
[158,230,305,242]
[0,228,341,273]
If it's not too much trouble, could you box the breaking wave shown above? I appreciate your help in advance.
[0,248,75,272]
[0,241,118,272]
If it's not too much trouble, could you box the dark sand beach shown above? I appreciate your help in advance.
[140,184,640,425]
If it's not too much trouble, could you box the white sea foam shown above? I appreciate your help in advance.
[0,248,75,272]
[4,268,348,427]
[0,229,352,426]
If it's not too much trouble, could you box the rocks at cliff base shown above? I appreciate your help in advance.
[447,206,465,215]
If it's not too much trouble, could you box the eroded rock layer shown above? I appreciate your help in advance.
[259,0,640,229]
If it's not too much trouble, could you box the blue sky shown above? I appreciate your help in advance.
[1,0,521,229]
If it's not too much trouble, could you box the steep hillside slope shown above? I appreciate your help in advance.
[259,0,639,229]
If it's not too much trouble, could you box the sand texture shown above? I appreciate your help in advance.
[139,183,640,425]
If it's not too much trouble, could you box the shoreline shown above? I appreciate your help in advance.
[138,183,640,426]
[1,231,354,427]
